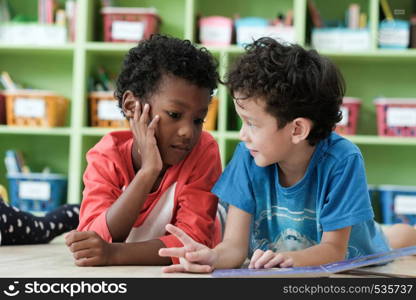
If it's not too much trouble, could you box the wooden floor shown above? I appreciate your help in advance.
[1,236,415,278]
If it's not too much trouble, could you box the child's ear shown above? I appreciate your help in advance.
[291,118,312,144]
[122,90,140,119]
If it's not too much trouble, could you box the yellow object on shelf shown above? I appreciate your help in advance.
[203,96,218,131]
[0,184,9,203]
[380,0,394,21]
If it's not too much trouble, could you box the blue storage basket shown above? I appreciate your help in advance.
[379,19,410,49]
[7,173,67,213]
[378,185,416,225]
[235,17,268,46]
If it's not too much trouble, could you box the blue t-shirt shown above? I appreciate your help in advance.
[212,132,390,259]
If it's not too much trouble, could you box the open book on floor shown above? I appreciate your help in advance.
[212,245,416,278]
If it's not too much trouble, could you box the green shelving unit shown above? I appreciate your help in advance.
[1,0,416,206]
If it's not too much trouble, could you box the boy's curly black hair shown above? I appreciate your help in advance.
[115,34,219,109]
[226,37,345,145]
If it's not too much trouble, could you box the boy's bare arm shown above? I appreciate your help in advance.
[212,205,252,269]
[109,239,171,265]
[66,230,171,266]
[279,226,351,267]
[106,169,159,242]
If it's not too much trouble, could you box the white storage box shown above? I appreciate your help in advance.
[0,23,67,45]
[312,28,370,51]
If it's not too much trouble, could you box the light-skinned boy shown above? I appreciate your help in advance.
[65,35,222,266]
[159,37,416,273]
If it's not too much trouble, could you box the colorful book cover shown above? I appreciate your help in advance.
[212,246,416,278]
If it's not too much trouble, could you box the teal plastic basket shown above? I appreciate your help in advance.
[7,173,67,213]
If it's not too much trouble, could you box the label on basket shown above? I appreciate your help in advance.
[14,98,46,118]
[112,21,144,41]
[200,25,232,44]
[338,106,349,126]
[394,195,416,214]
[386,107,416,127]
[19,181,51,201]
[97,100,125,120]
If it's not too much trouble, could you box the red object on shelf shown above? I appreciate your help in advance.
[335,97,361,135]
[0,93,6,124]
[101,7,161,43]
[375,98,416,137]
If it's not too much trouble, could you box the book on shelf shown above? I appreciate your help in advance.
[0,0,10,23]
[411,15,416,48]
[347,3,360,29]
[212,245,416,278]
[4,150,22,174]
[307,0,323,28]
[0,71,17,91]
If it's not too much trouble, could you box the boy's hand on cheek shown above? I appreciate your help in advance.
[65,230,113,267]
[248,249,294,269]
[130,101,162,175]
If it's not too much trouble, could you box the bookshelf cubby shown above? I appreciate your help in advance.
[1,0,416,207]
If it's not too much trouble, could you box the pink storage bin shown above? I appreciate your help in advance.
[101,7,160,43]
[375,98,416,137]
[199,16,233,46]
[335,97,361,135]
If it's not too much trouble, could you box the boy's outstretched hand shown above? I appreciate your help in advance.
[248,249,294,269]
[65,230,113,266]
[158,224,217,273]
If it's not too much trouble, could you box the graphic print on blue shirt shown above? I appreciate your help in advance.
[249,161,319,257]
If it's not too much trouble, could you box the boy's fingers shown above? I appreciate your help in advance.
[158,247,186,258]
[140,103,149,126]
[69,240,90,253]
[65,231,90,246]
[147,115,159,132]
[68,235,98,252]
[279,257,294,268]
[75,257,99,267]
[129,117,135,131]
[185,248,210,263]
[254,250,275,269]
[165,224,195,247]
[146,115,159,142]
[162,263,212,274]
[248,249,264,268]
[73,249,94,260]
[134,101,140,122]
[185,263,212,273]
[264,254,285,269]
[162,264,186,273]
[64,230,76,244]
[64,230,74,239]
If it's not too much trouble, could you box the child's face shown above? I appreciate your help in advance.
[234,95,293,167]
[147,75,211,166]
